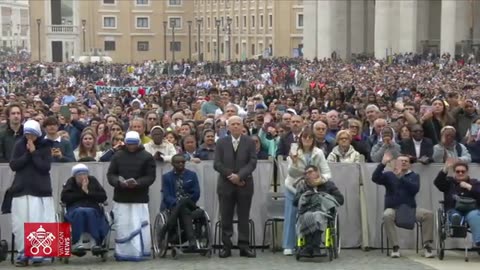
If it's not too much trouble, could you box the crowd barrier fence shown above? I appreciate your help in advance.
[0,161,475,250]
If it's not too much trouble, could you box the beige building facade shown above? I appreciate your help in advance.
[0,0,30,53]
[29,0,304,63]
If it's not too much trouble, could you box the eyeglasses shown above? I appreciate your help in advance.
[114,137,124,141]
[455,170,466,174]
[316,127,326,131]
[148,118,157,121]
[111,128,122,131]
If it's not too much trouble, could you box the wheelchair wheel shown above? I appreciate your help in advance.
[101,252,108,262]
[295,251,300,261]
[153,212,169,258]
[0,239,8,262]
[435,208,445,260]
[333,213,340,258]
[171,247,178,260]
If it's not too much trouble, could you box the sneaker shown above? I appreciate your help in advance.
[283,249,293,256]
[423,244,435,258]
[391,246,400,258]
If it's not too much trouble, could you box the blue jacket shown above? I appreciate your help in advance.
[161,169,200,210]
[372,163,420,209]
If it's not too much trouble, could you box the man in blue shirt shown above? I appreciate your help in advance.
[160,154,200,250]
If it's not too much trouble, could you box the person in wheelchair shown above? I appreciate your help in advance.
[160,154,201,250]
[434,159,480,246]
[60,164,109,256]
[293,165,344,256]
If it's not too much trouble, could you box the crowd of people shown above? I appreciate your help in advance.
[1,53,480,265]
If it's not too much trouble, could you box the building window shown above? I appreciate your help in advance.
[170,41,181,51]
[136,0,149,5]
[235,16,239,27]
[251,15,255,27]
[168,17,182,28]
[168,0,182,6]
[104,41,116,51]
[260,14,264,28]
[235,43,239,54]
[269,14,272,28]
[136,17,149,28]
[207,17,211,28]
[195,41,197,52]
[297,13,303,28]
[207,42,210,52]
[103,16,116,28]
[243,16,246,27]
[221,42,224,53]
[251,44,255,55]
[137,41,149,51]
[103,0,115,4]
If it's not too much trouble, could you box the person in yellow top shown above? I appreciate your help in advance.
[130,117,152,145]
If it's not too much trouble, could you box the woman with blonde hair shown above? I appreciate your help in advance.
[74,131,102,162]
[282,128,331,256]
[327,130,363,163]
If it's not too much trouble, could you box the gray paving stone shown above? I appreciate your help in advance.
[0,250,436,270]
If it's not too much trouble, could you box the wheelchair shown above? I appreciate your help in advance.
[296,209,340,262]
[0,226,7,263]
[56,202,114,264]
[435,201,476,262]
[153,207,212,259]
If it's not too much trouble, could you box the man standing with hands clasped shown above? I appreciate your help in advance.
[214,116,257,258]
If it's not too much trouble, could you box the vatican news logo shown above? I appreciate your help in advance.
[24,223,71,257]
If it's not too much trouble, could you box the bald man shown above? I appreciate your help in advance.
[214,116,257,258]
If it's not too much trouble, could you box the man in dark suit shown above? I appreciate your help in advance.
[400,124,434,164]
[276,115,304,157]
[214,116,257,258]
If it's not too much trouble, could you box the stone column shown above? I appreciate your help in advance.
[440,0,457,55]
[303,0,318,59]
[398,0,418,53]
[316,0,334,59]
[374,0,391,58]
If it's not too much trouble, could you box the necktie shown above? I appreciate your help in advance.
[233,139,239,151]
[294,135,298,142]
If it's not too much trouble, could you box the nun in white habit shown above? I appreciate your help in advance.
[107,131,156,261]
[8,120,55,266]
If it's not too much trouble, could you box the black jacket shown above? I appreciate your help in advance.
[9,137,52,198]
[107,146,156,203]
[400,138,434,163]
[61,176,107,211]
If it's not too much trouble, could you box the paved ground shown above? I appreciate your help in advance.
[2,249,478,270]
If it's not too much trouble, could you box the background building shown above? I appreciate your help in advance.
[304,0,480,60]
[29,0,304,63]
[29,0,194,63]
[0,0,30,54]
[192,0,304,61]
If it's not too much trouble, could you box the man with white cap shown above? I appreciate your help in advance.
[107,131,156,261]
[7,120,55,266]
[143,126,177,162]
[61,164,108,257]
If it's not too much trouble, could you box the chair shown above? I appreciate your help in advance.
[261,192,285,252]
[213,215,256,256]
[380,221,423,256]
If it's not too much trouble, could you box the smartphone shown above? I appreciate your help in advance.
[60,106,71,119]
[290,143,299,155]
[471,124,479,136]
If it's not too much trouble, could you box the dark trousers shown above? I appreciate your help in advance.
[165,198,197,242]
[218,181,253,250]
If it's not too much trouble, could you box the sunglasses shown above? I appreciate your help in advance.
[114,137,124,141]
[455,170,466,174]
[111,128,122,131]
[148,118,157,121]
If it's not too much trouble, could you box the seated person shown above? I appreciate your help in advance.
[434,159,480,246]
[60,164,109,256]
[293,165,344,256]
[160,154,200,250]
[432,126,471,163]
[400,124,434,164]
[372,153,434,259]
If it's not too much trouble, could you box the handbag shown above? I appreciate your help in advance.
[394,204,416,230]
[454,195,477,213]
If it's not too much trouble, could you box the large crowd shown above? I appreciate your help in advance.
[1,52,480,265]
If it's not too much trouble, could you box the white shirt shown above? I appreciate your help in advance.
[215,103,247,118]
[413,139,422,158]
[143,141,177,162]
[231,136,240,151]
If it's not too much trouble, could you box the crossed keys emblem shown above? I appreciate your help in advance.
[26,226,56,255]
